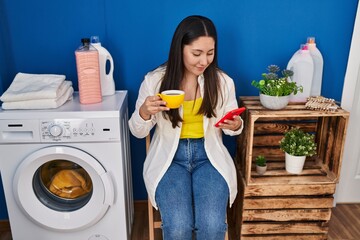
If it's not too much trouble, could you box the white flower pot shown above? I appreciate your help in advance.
[256,165,267,175]
[260,94,290,110]
[285,152,306,174]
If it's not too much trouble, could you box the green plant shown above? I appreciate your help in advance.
[279,127,317,157]
[255,155,266,167]
[251,65,303,96]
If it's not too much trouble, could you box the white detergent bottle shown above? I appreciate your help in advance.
[287,44,314,102]
[307,37,323,97]
[91,36,115,96]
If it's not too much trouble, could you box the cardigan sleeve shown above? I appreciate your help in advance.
[219,72,244,136]
[128,69,163,138]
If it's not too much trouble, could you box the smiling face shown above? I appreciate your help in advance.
[182,36,215,78]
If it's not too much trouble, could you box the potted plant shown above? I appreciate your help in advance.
[279,127,317,174]
[251,65,303,109]
[255,155,267,175]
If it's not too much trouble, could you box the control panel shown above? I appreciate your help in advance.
[40,118,120,142]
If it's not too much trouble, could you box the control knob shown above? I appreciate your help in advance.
[49,124,63,137]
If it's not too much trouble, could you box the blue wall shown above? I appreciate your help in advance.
[0,0,358,220]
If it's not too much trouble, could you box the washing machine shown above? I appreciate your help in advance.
[0,91,133,240]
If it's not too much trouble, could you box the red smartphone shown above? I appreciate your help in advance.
[214,107,246,127]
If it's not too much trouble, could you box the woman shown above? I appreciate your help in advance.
[129,15,243,240]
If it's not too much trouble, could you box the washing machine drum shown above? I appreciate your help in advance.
[13,146,114,231]
[35,160,93,211]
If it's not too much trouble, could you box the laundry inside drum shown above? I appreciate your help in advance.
[40,160,93,200]
[33,160,93,211]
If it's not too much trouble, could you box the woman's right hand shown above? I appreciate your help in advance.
[139,95,170,120]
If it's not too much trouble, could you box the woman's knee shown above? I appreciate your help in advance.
[197,214,227,231]
[162,219,193,240]
[158,200,194,240]
[195,216,227,240]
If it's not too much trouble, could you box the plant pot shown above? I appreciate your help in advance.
[256,165,267,175]
[285,152,306,174]
[259,94,290,110]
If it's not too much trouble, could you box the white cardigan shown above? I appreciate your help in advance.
[129,66,243,209]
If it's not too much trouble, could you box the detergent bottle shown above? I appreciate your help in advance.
[307,37,323,97]
[91,36,115,96]
[287,44,314,102]
[75,38,102,104]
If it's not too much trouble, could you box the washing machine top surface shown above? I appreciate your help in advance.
[0,91,128,143]
[0,91,127,119]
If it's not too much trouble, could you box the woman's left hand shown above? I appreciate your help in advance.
[217,115,242,131]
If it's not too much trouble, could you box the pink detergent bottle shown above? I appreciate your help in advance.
[75,38,102,104]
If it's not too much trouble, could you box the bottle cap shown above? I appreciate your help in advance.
[301,44,308,51]
[81,38,90,46]
[91,36,100,44]
[307,37,316,44]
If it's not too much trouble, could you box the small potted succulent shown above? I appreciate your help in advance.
[255,155,267,175]
[251,65,303,109]
[279,127,317,174]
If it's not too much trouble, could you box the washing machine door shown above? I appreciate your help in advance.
[13,146,114,231]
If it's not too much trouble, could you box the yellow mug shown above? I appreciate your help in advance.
[157,90,185,109]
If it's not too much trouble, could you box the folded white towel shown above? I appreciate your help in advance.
[0,72,66,102]
[1,86,74,110]
[51,80,72,99]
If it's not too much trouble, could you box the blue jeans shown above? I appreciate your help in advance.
[155,138,229,240]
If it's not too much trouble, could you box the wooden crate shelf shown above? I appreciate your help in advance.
[232,96,350,240]
[240,235,328,240]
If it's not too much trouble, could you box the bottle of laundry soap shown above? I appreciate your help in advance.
[75,38,102,104]
[307,37,323,97]
[91,36,115,96]
[287,44,314,102]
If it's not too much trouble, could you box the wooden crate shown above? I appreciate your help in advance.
[232,96,350,240]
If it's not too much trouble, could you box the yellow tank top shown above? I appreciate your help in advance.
[180,98,204,139]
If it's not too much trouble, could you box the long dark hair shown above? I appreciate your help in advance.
[160,15,222,128]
